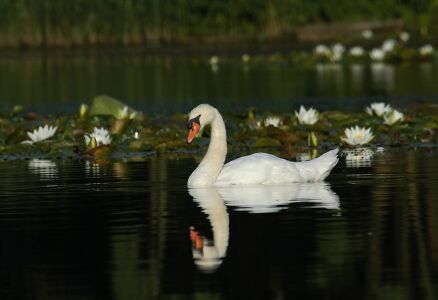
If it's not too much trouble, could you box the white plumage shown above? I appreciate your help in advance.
[187,104,339,188]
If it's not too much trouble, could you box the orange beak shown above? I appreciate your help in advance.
[187,122,200,144]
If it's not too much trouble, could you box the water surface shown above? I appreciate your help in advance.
[0,53,437,114]
[0,149,437,299]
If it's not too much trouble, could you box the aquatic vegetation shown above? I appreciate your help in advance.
[295,106,319,125]
[370,48,385,61]
[330,43,346,62]
[0,98,437,162]
[314,44,331,57]
[349,46,365,57]
[365,102,392,117]
[117,106,137,120]
[384,109,404,126]
[79,104,89,119]
[209,56,219,65]
[264,116,283,128]
[361,29,374,39]
[419,44,434,56]
[84,127,112,149]
[399,32,410,42]
[241,54,250,63]
[341,126,374,146]
[22,125,57,144]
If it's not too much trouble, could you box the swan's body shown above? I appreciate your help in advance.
[187,104,339,188]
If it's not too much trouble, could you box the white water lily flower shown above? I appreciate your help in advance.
[117,106,137,120]
[370,48,385,61]
[209,56,219,65]
[366,102,392,117]
[241,54,250,63]
[361,29,374,40]
[341,126,374,146]
[22,125,57,144]
[264,116,283,128]
[349,46,365,57]
[330,43,345,61]
[419,44,434,56]
[295,106,319,125]
[84,127,112,148]
[382,39,397,52]
[399,32,410,42]
[314,44,330,56]
[384,109,404,125]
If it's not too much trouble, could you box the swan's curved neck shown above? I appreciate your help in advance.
[189,110,227,186]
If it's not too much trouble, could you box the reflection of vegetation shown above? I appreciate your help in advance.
[1,0,438,47]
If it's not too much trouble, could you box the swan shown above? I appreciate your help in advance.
[187,104,339,187]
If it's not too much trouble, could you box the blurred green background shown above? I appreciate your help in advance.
[0,0,437,48]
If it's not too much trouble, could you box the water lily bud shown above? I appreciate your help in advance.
[308,132,319,147]
[79,104,88,119]
[90,137,97,149]
[12,105,24,114]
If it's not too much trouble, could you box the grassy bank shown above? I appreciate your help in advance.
[0,0,438,48]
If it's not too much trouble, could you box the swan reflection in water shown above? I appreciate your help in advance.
[189,182,340,272]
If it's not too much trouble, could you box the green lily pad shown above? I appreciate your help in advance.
[253,137,282,148]
[89,95,142,120]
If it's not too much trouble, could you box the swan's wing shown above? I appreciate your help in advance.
[215,153,300,186]
[215,149,339,186]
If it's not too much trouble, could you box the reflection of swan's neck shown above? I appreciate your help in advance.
[206,195,229,258]
[191,111,227,186]
[190,188,229,270]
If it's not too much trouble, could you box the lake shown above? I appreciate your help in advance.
[0,52,438,115]
[0,149,437,299]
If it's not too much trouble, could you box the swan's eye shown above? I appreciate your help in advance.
[187,114,201,129]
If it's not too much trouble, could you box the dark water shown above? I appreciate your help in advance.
[0,53,438,114]
[1,149,437,299]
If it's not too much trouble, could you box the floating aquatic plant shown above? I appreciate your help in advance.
[361,29,373,39]
[84,127,112,149]
[384,109,404,126]
[264,116,283,128]
[419,44,434,56]
[349,46,365,57]
[22,125,57,144]
[341,126,374,146]
[365,102,392,117]
[295,106,319,125]
[370,48,385,61]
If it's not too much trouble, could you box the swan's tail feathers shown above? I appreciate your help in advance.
[308,148,339,181]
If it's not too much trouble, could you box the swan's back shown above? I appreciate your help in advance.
[215,148,339,186]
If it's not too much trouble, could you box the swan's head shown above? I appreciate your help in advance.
[187,104,217,143]
[190,226,224,272]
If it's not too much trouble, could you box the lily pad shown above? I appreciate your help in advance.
[253,137,282,148]
[89,95,142,120]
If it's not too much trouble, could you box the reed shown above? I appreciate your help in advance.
[0,0,436,48]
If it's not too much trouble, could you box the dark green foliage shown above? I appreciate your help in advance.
[1,0,438,47]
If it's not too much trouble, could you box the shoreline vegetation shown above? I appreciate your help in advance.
[0,96,437,162]
[0,1,437,49]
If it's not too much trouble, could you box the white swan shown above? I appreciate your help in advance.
[187,104,339,187]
